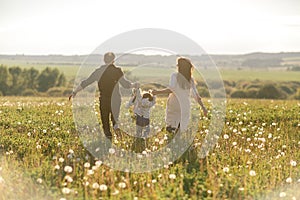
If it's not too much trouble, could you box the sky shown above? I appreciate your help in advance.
[0,0,300,55]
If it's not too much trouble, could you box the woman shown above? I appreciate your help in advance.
[153,57,207,133]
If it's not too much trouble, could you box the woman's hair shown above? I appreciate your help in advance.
[176,57,193,89]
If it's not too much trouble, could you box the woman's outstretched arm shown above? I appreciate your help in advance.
[152,88,172,95]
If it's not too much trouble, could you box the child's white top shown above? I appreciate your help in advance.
[135,89,156,118]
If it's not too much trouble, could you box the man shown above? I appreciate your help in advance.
[69,52,138,140]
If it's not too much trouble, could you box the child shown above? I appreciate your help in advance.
[126,88,156,139]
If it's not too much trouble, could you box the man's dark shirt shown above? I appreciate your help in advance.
[80,64,131,99]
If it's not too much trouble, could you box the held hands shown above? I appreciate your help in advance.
[132,82,140,89]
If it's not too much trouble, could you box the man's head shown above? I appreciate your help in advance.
[104,52,115,64]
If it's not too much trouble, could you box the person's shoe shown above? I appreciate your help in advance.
[166,126,176,133]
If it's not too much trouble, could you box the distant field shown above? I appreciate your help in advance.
[1,59,299,82]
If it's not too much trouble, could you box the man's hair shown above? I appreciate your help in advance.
[104,52,115,64]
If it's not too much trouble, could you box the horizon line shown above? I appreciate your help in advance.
[1,51,300,57]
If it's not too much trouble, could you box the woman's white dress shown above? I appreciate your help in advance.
[166,72,197,132]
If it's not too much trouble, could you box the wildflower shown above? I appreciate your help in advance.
[43,129,47,133]
[84,162,90,168]
[27,132,31,137]
[245,149,251,153]
[239,187,244,191]
[87,170,94,176]
[152,179,157,183]
[54,165,60,170]
[223,167,229,173]
[69,149,74,154]
[232,142,237,146]
[169,174,176,179]
[272,122,276,126]
[64,166,73,173]
[286,177,292,183]
[36,144,41,149]
[118,182,126,189]
[95,160,102,167]
[112,189,119,195]
[65,175,73,183]
[290,160,297,167]
[223,134,229,139]
[249,170,256,176]
[241,128,247,132]
[279,192,286,197]
[36,178,43,184]
[109,148,115,154]
[59,157,64,163]
[99,184,108,191]
[92,183,100,189]
[62,187,71,194]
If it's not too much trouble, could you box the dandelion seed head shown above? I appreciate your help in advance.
[249,170,256,176]
[84,162,90,168]
[169,174,176,179]
[223,167,230,173]
[109,148,115,154]
[62,187,71,194]
[36,178,43,184]
[65,175,73,183]
[279,192,286,197]
[92,182,99,189]
[112,189,119,195]
[286,177,292,183]
[87,170,94,176]
[99,184,108,191]
[290,160,297,167]
[64,166,73,173]
[118,182,126,189]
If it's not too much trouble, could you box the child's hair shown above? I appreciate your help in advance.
[142,92,154,101]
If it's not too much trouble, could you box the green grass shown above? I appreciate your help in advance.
[218,69,300,81]
[0,97,299,199]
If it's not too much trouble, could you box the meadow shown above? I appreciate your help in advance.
[0,97,299,199]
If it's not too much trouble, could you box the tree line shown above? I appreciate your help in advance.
[0,65,66,96]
